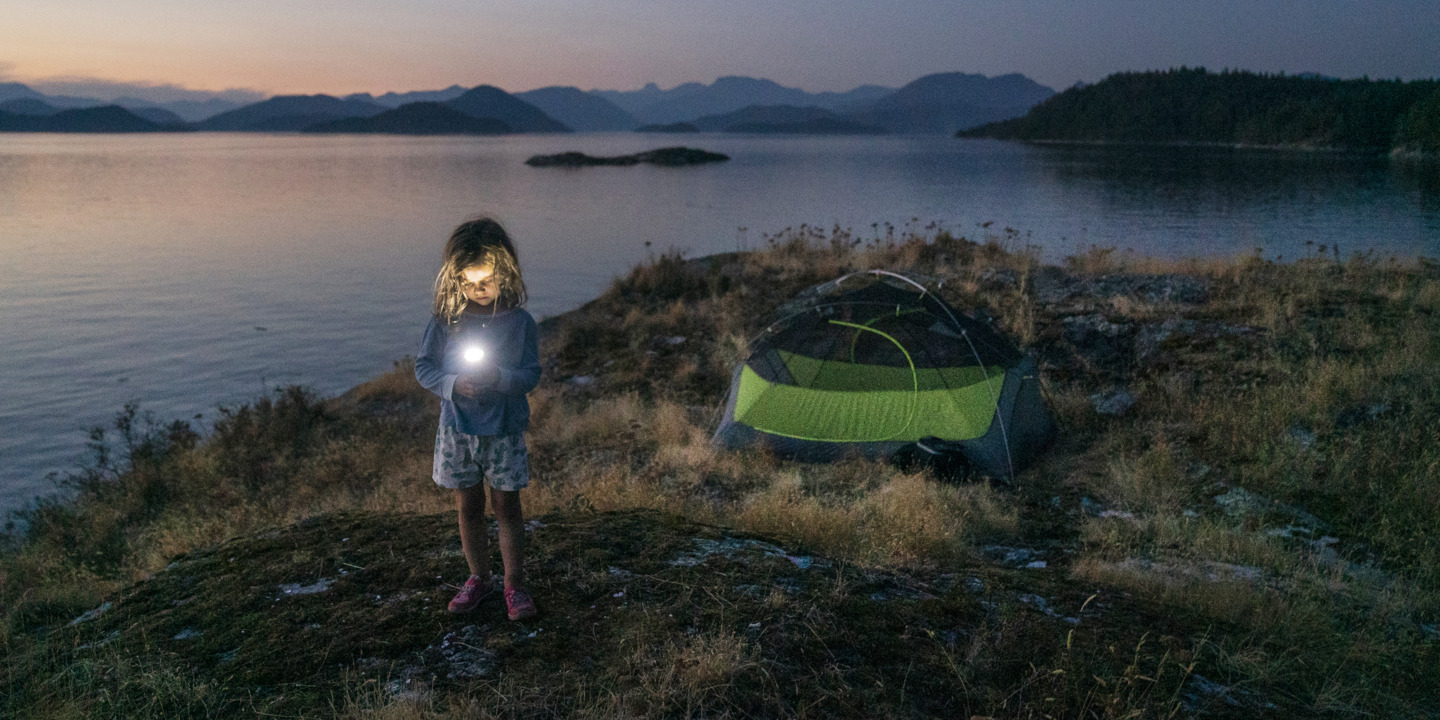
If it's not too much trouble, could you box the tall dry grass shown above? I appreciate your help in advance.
[5,227,1440,717]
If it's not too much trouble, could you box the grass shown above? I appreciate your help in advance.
[3,224,1439,717]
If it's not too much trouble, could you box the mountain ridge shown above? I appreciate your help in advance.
[0,72,1057,134]
[347,85,470,108]
[515,86,637,132]
[848,72,1056,133]
[0,105,183,132]
[301,102,512,135]
[0,82,250,122]
[685,104,885,134]
[194,95,387,131]
[592,75,901,125]
[443,86,571,133]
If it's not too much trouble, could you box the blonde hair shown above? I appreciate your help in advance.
[432,217,528,324]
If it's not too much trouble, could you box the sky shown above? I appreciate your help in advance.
[3,0,1438,100]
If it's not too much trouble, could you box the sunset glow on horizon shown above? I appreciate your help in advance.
[4,0,1439,99]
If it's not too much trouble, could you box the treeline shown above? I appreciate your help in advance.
[1393,87,1440,155]
[0,105,187,133]
[961,68,1440,153]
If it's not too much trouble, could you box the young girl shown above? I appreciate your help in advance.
[415,217,542,620]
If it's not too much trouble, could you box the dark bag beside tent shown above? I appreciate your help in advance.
[713,270,1055,479]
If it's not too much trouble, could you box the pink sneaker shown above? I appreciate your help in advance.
[504,586,538,621]
[447,575,495,613]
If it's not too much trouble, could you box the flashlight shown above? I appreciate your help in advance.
[463,345,485,365]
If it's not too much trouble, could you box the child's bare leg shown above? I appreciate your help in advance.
[456,484,491,580]
[490,488,525,589]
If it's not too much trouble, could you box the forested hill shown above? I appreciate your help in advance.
[960,68,1440,153]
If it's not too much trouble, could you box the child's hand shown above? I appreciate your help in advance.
[454,366,501,397]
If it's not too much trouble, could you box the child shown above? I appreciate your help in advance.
[415,217,542,620]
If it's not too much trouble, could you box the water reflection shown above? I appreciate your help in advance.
[0,133,1437,513]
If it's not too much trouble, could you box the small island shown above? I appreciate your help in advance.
[524,146,729,167]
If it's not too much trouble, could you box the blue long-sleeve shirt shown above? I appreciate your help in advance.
[415,307,541,436]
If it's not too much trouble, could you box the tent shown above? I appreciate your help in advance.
[713,270,1055,479]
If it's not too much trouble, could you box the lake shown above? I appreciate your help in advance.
[2,132,1437,515]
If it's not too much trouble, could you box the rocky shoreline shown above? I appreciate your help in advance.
[7,231,1439,718]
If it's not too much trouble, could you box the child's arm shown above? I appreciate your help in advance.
[493,313,542,396]
[414,316,460,401]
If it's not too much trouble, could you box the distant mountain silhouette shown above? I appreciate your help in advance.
[0,98,57,115]
[0,111,40,130]
[0,83,49,104]
[847,72,1055,133]
[634,122,699,133]
[302,102,512,134]
[684,104,884,134]
[690,104,835,131]
[34,94,110,109]
[818,85,896,113]
[158,98,246,122]
[0,72,1056,135]
[593,73,1049,133]
[726,116,887,135]
[0,110,48,130]
[595,81,703,122]
[0,105,176,132]
[195,95,386,131]
[594,76,897,125]
[6,79,261,117]
[347,85,470,108]
[515,86,637,131]
[127,106,186,125]
[0,82,244,124]
[444,86,570,132]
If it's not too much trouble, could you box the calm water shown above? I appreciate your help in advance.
[2,133,1437,514]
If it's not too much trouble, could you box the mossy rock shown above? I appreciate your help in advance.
[22,508,1195,718]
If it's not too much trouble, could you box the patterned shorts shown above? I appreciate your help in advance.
[432,425,530,492]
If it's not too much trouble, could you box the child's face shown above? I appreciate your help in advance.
[460,264,500,308]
